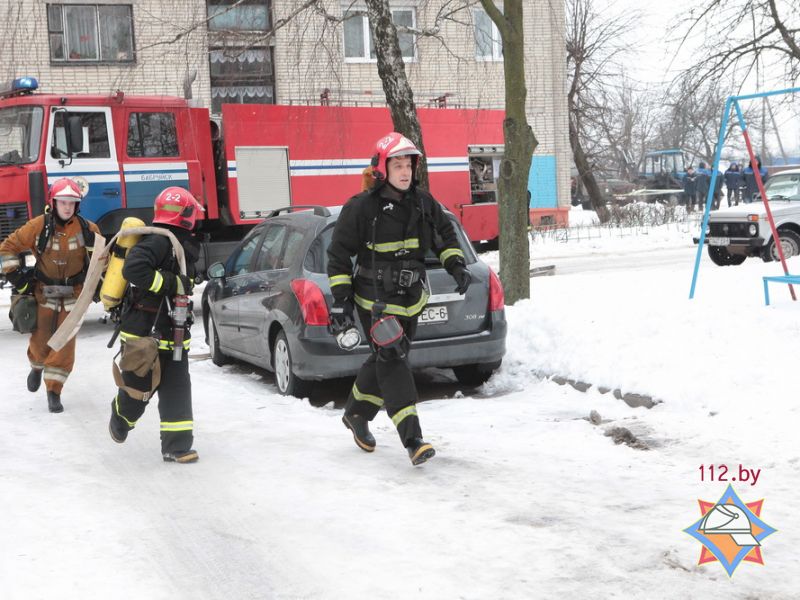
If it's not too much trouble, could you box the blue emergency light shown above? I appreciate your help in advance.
[0,77,39,98]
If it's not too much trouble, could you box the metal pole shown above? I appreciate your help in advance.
[690,98,732,299]
[733,100,796,301]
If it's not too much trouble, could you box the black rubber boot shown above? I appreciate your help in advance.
[109,413,128,443]
[27,368,42,393]
[342,414,376,452]
[406,438,435,466]
[47,391,63,413]
[162,449,199,463]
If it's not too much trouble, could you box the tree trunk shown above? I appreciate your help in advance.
[568,116,609,221]
[365,0,429,189]
[480,0,537,305]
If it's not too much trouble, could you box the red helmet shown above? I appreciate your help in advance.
[370,132,422,180]
[153,187,204,230]
[49,178,83,204]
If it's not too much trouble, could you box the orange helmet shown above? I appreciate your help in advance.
[49,178,83,204]
[152,187,204,230]
[370,132,422,180]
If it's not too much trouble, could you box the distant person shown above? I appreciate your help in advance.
[742,157,768,203]
[724,163,742,207]
[696,162,711,211]
[683,166,698,212]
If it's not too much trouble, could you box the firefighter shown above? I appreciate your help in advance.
[0,178,99,413]
[327,132,472,466]
[107,187,203,463]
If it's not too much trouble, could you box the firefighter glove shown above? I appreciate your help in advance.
[329,298,355,333]
[452,264,472,295]
[6,269,34,295]
[159,271,193,297]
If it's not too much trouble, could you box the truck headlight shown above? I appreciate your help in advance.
[749,224,757,236]
[706,225,711,235]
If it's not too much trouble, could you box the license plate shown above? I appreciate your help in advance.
[707,236,730,246]
[419,305,448,323]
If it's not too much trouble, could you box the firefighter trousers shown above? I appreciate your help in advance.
[113,349,194,454]
[344,307,422,447]
[28,301,75,395]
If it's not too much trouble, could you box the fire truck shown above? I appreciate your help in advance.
[0,77,563,268]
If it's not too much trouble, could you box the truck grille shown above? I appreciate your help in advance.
[710,222,751,237]
[0,203,29,241]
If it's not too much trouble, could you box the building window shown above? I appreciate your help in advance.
[343,8,416,62]
[127,113,179,158]
[47,4,134,63]
[474,8,502,61]
[210,48,275,114]
[208,0,270,31]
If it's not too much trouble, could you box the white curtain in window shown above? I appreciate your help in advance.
[209,48,268,63]
[99,6,133,61]
[211,86,272,99]
[65,6,98,60]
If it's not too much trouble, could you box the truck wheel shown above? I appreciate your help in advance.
[762,230,800,262]
[453,363,497,387]
[707,246,746,266]
[273,330,314,398]
[208,312,229,367]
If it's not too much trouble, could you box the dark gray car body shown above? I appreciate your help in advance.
[202,206,506,391]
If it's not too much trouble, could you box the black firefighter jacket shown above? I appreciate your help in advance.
[327,183,465,318]
[119,225,200,347]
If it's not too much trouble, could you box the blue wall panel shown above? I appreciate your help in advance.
[528,154,558,208]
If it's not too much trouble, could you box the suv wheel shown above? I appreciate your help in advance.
[453,364,496,387]
[763,229,800,262]
[707,246,747,266]
[208,311,229,367]
[273,330,314,398]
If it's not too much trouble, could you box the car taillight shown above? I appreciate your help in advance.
[488,267,504,312]
[291,279,329,326]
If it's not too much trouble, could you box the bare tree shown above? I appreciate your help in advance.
[676,0,800,84]
[566,0,637,221]
[477,0,537,305]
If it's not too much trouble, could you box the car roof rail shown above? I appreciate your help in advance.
[265,205,331,218]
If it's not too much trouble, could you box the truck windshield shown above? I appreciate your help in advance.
[765,173,800,201]
[0,105,44,166]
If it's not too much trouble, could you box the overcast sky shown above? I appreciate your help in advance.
[598,0,800,156]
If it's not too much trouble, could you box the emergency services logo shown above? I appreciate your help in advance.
[684,485,776,576]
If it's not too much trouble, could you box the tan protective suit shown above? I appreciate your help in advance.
[0,213,100,394]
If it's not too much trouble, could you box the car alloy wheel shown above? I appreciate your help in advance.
[272,330,314,398]
[274,336,291,394]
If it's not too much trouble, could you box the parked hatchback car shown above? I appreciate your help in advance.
[202,205,506,397]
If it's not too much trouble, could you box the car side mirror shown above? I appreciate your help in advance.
[208,262,226,279]
[65,115,84,155]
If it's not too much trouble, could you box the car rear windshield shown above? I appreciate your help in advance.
[304,217,477,274]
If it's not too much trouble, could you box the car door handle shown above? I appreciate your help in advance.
[103,189,120,196]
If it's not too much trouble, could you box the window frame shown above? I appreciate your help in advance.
[342,7,417,63]
[207,0,271,32]
[473,7,503,62]
[125,111,180,159]
[47,3,136,65]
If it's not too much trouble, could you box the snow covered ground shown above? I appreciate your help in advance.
[2,213,799,599]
